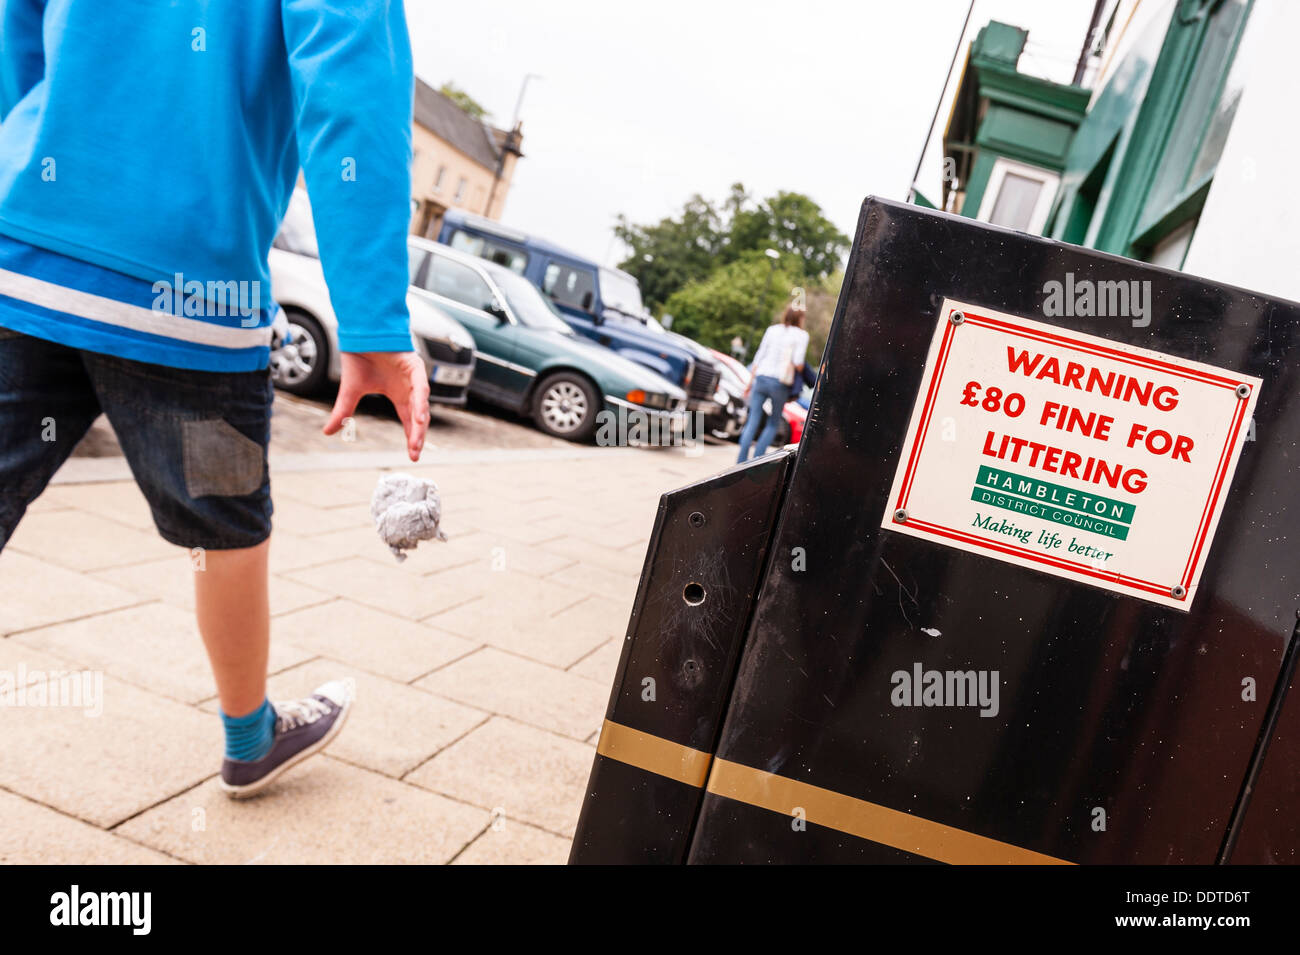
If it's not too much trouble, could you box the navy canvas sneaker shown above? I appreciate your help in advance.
[220,679,354,799]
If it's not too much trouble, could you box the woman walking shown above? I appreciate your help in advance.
[737,304,810,462]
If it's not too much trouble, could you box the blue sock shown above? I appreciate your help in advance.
[221,699,276,761]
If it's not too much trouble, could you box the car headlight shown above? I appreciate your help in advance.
[626,390,671,409]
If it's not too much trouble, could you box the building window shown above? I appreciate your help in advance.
[434,165,446,193]
[977,158,1060,233]
[989,174,1044,229]
[1144,218,1198,271]
[454,177,468,203]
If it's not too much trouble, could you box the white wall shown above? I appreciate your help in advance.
[1181,0,1300,304]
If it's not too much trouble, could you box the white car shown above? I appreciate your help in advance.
[268,190,476,403]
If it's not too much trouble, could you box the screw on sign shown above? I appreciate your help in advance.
[882,301,1261,611]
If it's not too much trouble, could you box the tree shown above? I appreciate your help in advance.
[662,251,800,357]
[613,194,726,310]
[728,191,849,281]
[439,82,489,120]
[616,184,848,310]
[801,269,844,364]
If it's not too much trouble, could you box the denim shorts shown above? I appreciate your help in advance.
[0,326,273,550]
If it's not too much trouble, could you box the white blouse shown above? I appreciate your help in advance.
[751,323,810,382]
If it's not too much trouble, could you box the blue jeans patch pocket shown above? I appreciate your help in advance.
[181,419,265,498]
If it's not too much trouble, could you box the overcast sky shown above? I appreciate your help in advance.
[406,0,1098,268]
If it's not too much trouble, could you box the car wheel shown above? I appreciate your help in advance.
[270,311,329,396]
[533,372,600,442]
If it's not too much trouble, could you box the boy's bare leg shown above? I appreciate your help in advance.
[196,534,353,798]
[194,539,271,717]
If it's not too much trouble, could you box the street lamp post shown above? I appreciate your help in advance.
[487,73,540,218]
[748,248,781,360]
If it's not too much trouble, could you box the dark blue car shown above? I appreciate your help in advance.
[436,210,721,412]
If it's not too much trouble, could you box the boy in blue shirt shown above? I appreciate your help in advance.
[0,0,429,797]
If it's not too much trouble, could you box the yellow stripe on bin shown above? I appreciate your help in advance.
[596,720,713,789]
[705,758,1074,866]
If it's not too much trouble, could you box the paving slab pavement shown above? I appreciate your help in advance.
[2,422,739,863]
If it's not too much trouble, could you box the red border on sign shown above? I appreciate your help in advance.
[894,309,1252,602]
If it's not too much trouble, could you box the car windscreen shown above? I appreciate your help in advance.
[448,229,529,274]
[273,190,319,259]
[599,268,644,316]
[494,268,574,332]
[421,253,497,312]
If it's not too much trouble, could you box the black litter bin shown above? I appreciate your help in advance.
[571,198,1300,865]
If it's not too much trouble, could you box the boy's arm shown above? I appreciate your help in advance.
[0,0,48,121]
[281,0,429,460]
[281,0,414,354]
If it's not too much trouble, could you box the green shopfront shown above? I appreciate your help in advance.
[939,0,1284,285]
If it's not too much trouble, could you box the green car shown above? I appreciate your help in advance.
[407,238,688,442]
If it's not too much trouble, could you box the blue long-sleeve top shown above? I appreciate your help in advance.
[0,0,415,370]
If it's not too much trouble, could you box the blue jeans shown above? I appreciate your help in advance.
[0,326,273,551]
[737,374,789,463]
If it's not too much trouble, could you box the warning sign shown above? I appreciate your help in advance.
[882,300,1260,611]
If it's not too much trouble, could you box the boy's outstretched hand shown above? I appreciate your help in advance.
[324,352,431,461]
